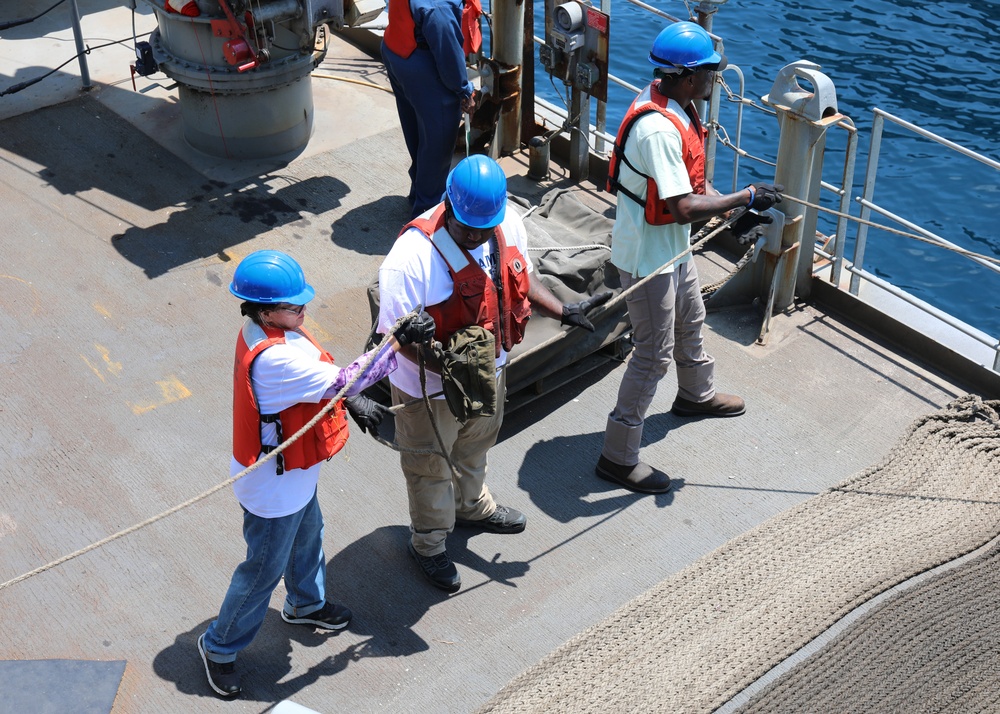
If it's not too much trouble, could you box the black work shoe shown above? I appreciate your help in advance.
[281,601,352,630]
[455,505,527,534]
[596,456,672,494]
[672,392,746,418]
[408,542,461,593]
[198,633,241,699]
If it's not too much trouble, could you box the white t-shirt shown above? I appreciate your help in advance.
[231,332,339,518]
[611,86,696,278]
[376,206,533,398]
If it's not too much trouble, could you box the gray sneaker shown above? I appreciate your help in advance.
[408,542,461,593]
[455,504,526,534]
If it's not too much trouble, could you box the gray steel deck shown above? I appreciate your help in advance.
[0,3,976,712]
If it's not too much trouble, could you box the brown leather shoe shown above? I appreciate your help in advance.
[671,392,745,417]
[596,456,672,494]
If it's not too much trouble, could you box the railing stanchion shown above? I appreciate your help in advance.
[69,0,93,90]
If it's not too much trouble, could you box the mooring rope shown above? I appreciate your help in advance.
[713,76,1000,268]
[0,311,418,594]
[778,193,1000,267]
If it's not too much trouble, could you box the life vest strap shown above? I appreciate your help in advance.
[260,413,284,475]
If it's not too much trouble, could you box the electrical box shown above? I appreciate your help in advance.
[540,0,610,102]
[575,60,598,91]
[539,43,559,71]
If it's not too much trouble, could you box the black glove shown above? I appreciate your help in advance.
[560,291,613,332]
[343,394,391,436]
[731,209,774,246]
[747,183,784,211]
[393,310,436,346]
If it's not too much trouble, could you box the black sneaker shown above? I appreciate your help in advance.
[408,542,461,593]
[198,633,241,699]
[281,601,352,630]
[455,504,527,534]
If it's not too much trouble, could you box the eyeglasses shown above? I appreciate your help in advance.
[273,304,306,315]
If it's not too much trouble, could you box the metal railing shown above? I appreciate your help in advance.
[0,0,92,95]
[527,2,1000,372]
[842,108,1000,370]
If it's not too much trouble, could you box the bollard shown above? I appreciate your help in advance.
[527,135,550,181]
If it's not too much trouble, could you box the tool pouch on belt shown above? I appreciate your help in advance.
[436,325,497,423]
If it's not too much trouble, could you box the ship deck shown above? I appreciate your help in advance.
[1,3,995,713]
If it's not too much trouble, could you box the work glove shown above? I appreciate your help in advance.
[343,394,392,437]
[561,291,613,332]
[393,310,436,346]
[731,209,774,246]
[746,183,784,211]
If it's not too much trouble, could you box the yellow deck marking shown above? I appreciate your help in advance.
[220,248,248,264]
[81,344,122,381]
[79,355,105,382]
[130,376,192,415]
[92,303,112,319]
[1,274,42,314]
[96,344,123,375]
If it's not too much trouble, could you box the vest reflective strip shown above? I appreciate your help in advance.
[427,223,515,274]
[241,320,271,353]
[429,227,472,271]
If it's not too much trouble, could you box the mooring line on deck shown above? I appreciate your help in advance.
[0,314,413,594]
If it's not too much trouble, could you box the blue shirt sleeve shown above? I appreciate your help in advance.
[411,0,475,98]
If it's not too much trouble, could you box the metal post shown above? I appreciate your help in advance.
[594,0,611,154]
[520,0,536,146]
[830,118,858,288]
[762,61,841,308]
[69,0,92,90]
[595,97,607,155]
[493,0,525,155]
[851,112,883,295]
[694,0,722,125]
[568,85,590,180]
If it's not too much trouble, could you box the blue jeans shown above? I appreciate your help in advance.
[201,489,327,663]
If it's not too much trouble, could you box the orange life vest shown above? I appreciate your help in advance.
[403,205,531,358]
[606,81,707,225]
[384,0,482,59]
[232,321,349,473]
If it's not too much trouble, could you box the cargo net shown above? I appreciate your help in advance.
[476,395,1000,714]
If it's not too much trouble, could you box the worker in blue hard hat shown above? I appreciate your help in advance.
[197,250,435,699]
[376,155,611,593]
[599,21,783,495]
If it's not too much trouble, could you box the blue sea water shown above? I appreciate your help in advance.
[510,0,1000,341]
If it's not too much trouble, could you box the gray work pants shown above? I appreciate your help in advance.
[602,260,715,466]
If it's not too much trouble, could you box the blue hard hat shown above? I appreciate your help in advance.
[229,250,316,304]
[649,21,726,71]
[446,155,508,229]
